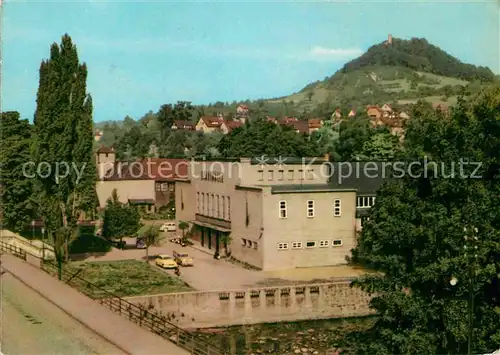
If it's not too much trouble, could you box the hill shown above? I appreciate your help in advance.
[270,36,495,116]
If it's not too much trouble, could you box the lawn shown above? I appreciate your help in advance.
[45,259,192,298]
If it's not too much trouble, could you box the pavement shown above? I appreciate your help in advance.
[1,253,190,355]
[1,272,125,355]
[72,236,369,291]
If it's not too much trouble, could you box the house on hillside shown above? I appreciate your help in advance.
[331,108,342,121]
[196,116,225,133]
[308,118,323,134]
[381,104,393,113]
[96,148,188,213]
[277,118,309,134]
[265,116,277,123]
[366,105,382,119]
[348,110,356,118]
[221,120,243,134]
[236,104,249,116]
[94,129,103,142]
[399,111,410,120]
[171,120,195,131]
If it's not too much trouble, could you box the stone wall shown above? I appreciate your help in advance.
[125,281,374,328]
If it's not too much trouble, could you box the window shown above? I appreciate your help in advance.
[222,197,225,220]
[332,239,343,247]
[196,192,200,213]
[169,184,174,192]
[279,200,287,218]
[357,196,376,208]
[333,199,341,217]
[155,183,161,191]
[277,242,289,250]
[298,169,303,180]
[288,170,294,180]
[278,170,284,180]
[211,194,215,216]
[202,193,205,215]
[306,241,316,248]
[227,196,231,220]
[292,241,302,249]
[319,240,329,247]
[307,200,314,218]
[216,195,220,218]
[247,241,253,248]
[307,169,314,180]
[161,183,168,191]
[268,170,274,181]
[242,238,248,246]
[258,170,264,181]
[253,242,258,250]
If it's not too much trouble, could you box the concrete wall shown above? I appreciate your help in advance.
[262,190,357,270]
[125,282,374,328]
[230,188,264,268]
[96,179,155,208]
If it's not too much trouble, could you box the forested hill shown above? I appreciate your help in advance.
[341,37,494,82]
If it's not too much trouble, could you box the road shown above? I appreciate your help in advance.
[0,273,125,355]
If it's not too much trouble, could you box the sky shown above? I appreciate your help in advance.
[2,0,499,123]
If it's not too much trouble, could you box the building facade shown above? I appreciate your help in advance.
[95,148,188,213]
[175,157,359,270]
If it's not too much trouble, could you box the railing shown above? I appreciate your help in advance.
[2,242,226,355]
[0,240,27,260]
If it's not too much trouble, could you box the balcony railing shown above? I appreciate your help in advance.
[195,214,231,230]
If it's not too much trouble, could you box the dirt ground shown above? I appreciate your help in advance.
[0,273,125,355]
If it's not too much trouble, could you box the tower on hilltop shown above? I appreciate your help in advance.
[388,34,393,44]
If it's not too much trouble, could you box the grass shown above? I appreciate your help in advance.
[46,259,192,298]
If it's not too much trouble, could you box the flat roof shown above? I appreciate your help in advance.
[271,184,357,194]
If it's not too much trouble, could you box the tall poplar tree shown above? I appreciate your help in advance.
[32,34,95,272]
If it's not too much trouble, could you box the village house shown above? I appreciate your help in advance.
[171,120,196,131]
[348,109,356,118]
[95,147,188,213]
[366,105,382,119]
[331,108,342,121]
[307,118,323,134]
[94,129,103,142]
[236,104,249,117]
[195,116,224,133]
[175,155,366,270]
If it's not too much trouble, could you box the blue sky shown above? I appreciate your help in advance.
[2,0,499,122]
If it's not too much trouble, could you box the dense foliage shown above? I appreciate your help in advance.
[32,34,96,264]
[0,111,35,232]
[102,189,142,243]
[349,86,500,354]
[217,119,320,157]
[342,37,494,82]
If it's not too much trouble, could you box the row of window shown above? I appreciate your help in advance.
[357,196,376,208]
[277,239,343,250]
[242,238,258,249]
[258,169,315,182]
[155,183,174,192]
[196,192,231,220]
[279,199,341,218]
[201,170,224,183]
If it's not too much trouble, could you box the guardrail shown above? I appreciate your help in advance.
[2,240,226,355]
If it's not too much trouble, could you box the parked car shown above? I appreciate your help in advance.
[155,254,178,269]
[173,251,193,266]
[159,222,176,232]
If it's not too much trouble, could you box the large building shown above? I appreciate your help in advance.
[175,156,365,270]
[95,147,188,213]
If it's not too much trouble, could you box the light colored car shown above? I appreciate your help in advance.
[155,254,178,269]
[173,251,194,266]
[159,222,176,232]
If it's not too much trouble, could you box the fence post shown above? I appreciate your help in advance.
[176,327,180,345]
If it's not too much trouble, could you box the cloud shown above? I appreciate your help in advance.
[307,46,363,61]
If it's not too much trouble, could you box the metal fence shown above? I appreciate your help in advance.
[1,241,226,355]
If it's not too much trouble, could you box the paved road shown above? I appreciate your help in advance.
[0,273,125,355]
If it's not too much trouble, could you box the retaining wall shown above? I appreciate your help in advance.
[125,282,374,328]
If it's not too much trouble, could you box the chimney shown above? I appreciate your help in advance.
[388,34,393,44]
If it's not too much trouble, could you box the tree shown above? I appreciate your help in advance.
[32,34,96,275]
[0,112,35,232]
[178,221,189,240]
[349,87,500,354]
[102,189,141,247]
[332,116,373,160]
[357,132,400,160]
[156,101,194,142]
[307,91,314,101]
[137,224,163,262]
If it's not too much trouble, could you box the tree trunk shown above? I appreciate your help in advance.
[57,256,63,280]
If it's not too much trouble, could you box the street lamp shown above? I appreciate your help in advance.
[450,226,479,355]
